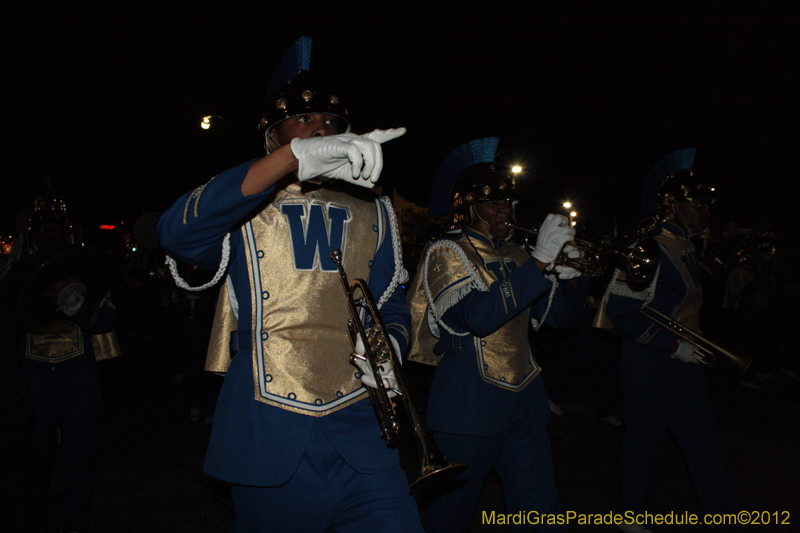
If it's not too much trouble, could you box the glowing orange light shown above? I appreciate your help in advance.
[100,225,115,231]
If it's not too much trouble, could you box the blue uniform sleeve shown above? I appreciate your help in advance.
[71,297,117,335]
[157,159,272,270]
[368,202,411,357]
[541,277,589,329]
[605,250,681,358]
[441,259,556,337]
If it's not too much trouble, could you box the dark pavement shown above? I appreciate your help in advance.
[2,334,798,532]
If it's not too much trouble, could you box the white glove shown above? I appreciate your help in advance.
[352,332,399,397]
[290,128,406,187]
[56,282,87,316]
[531,214,575,267]
[553,244,582,279]
[671,339,701,364]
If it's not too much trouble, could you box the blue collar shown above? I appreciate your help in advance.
[661,220,688,239]
[463,226,502,249]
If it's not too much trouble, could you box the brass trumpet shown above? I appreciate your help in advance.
[506,223,660,284]
[330,250,467,493]
[640,305,752,374]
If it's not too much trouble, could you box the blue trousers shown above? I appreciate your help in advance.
[230,423,423,533]
[23,356,101,533]
[619,380,742,516]
[424,401,563,533]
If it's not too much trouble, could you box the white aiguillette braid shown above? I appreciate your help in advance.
[423,239,488,337]
[165,233,231,291]
[530,273,558,331]
[376,196,409,309]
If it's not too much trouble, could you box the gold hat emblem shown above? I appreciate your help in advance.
[482,185,492,195]
[302,90,314,102]
[276,98,287,110]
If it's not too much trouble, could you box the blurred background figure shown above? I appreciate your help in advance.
[0,196,120,533]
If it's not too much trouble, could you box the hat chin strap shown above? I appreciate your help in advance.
[470,205,511,241]
[266,132,281,154]
[668,201,698,236]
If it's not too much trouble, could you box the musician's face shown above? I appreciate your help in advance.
[474,201,513,239]
[677,199,711,233]
[273,114,340,146]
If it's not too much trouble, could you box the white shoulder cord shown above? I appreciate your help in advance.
[165,233,231,291]
[376,196,409,309]
[530,273,558,331]
[423,239,488,337]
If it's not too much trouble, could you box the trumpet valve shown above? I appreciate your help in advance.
[349,352,367,365]
[377,346,391,363]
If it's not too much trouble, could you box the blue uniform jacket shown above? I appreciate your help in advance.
[605,221,706,386]
[22,296,117,418]
[428,229,587,436]
[158,160,411,486]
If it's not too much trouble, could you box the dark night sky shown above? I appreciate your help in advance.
[2,2,797,240]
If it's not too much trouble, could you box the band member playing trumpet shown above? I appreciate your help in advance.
[599,149,742,533]
[158,37,422,532]
[406,138,588,532]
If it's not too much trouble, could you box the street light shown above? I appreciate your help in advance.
[563,201,571,209]
[511,165,522,174]
[201,115,230,131]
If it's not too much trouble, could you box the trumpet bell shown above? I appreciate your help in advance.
[628,238,660,284]
[410,457,468,495]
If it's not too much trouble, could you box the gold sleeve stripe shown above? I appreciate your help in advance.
[193,184,207,218]
[182,183,208,225]
[385,322,410,345]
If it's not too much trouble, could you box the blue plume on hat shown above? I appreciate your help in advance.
[266,36,313,98]
[429,137,501,216]
[640,148,696,217]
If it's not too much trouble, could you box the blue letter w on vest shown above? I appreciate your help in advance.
[281,201,352,271]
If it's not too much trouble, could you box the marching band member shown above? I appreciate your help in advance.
[0,198,119,533]
[158,37,422,532]
[599,149,743,533]
[406,138,587,532]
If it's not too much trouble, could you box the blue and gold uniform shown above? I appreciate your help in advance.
[158,160,419,532]
[21,296,117,533]
[600,151,742,524]
[407,223,586,533]
[406,138,587,532]
[158,35,422,533]
[0,198,120,533]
